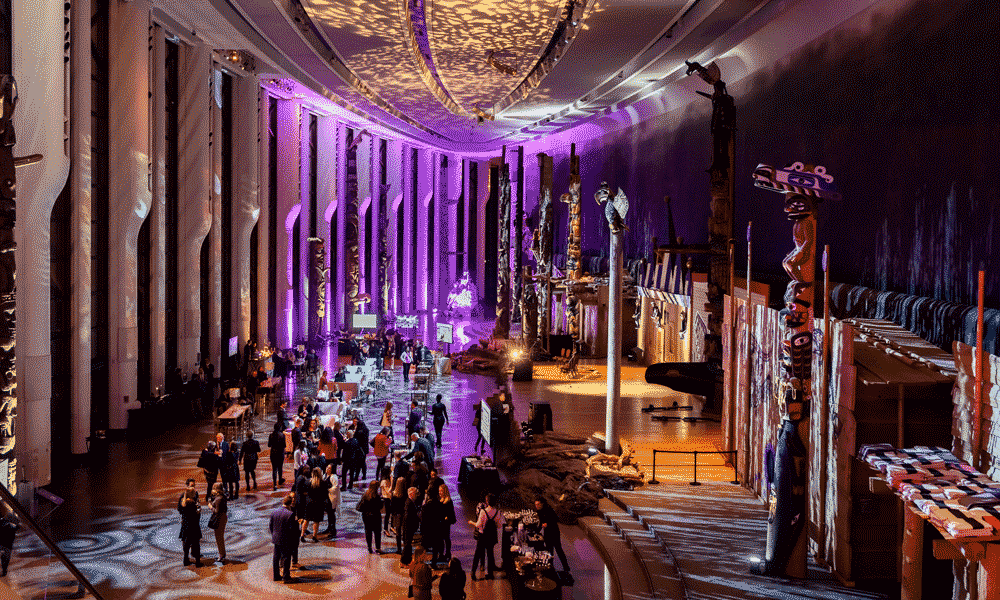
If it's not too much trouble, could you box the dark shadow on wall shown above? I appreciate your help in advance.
[548,0,998,308]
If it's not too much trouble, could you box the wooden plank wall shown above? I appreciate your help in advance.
[952,342,1000,481]
[723,297,783,497]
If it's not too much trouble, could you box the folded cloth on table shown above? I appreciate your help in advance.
[913,498,997,537]
[899,482,952,502]
[958,495,1000,509]
[859,443,895,460]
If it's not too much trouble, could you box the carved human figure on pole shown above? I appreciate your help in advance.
[751,161,838,577]
[534,153,554,352]
[492,158,512,340]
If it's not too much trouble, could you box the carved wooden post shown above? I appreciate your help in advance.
[345,128,360,327]
[493,148,511,339]
[686,61,734,365]
[560,145,582,346]
[0,74,19,491]
[521,267,537,348]
[308,238,326,348]
[535,153,553,351]
[752,161,838,578]
[512,147,524,324]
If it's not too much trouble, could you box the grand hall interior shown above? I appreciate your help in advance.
[0,0,996,598]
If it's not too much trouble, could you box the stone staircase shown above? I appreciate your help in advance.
[579,496,687,600]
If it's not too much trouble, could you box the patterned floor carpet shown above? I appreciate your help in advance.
[3,363,604,600]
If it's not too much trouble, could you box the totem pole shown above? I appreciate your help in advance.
[685,61,734,364]
[597,183,628,454]
[492,149,512,340]
[535,153,554,352]
[512,147,524,324]
[752,162,838,577]
[560,145,582,347]
[308,238,327,348]
[0,64,39,491]
[377,138,389,324]
[378,183,390,322]
[521,266,537,349]
[345,129,361,327]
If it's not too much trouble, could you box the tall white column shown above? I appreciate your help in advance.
[70,0,93,454]
[275,99,300,348]
[107,0,151,429]
[334,123,347,330]
[178,42,212,372]
[13,0,72,480]
[606,228,623,454]
[209,67,223,372]
[298,110,312,343]
[416,149,433,325]
[401,146,414,315]
[149,26,166,397]
[256,91,270,345]
[234,75,260,347]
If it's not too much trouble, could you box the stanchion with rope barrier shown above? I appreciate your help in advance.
[647,449,741,486]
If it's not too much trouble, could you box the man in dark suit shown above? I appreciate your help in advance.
[400,486,420,566]
[269,493,299,583]
[275,400,289,431]
[342,430,360,491]
[353,417,370,481]
[407,400,422,438]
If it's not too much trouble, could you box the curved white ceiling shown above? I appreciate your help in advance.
[208,0,820,150]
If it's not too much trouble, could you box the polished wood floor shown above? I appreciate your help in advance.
[5,356,718,600]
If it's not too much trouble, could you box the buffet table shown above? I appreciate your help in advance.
[503,509,561,600]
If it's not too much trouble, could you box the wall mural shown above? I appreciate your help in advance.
[752,161,838,576]
[377,182,390,322]
[0,74,24,493]
[308,238,327,348]
[493,158,511,339]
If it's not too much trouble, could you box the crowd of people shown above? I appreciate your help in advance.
[179,339,570,597]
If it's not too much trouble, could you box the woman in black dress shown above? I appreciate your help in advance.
[239,430,261,491]
[209,482,228,562]
[302,467,330,542]
[390,477,407,553]
[438,484,456,562]
[421,489,443,568]
[177,487,203,567]
[268,421,286,488]
[294,464,311,540]
[438,557,467,600]
[357,480,384,553]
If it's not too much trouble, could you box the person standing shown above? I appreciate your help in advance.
[332,421,346,474]
[178,483,203,567]
[240,430,261,491]
[535,498,570,572]
[275,400,289,431]
[401,344,413,383]
[302,467,330,542]
[421,488,443,568]
[323,465,341,537]
[268,421,287,488]
[407,400,422,438]
[357,480,384,553]
[198,441,221,498]
[468,493,503,580]
[401,486,421,566]
[269,493,299,583]
[390,477,407,552]
[222,443,240,499]
[342,430,361,491]
[472,403,487,455]
[209,482,229,562]
[438,557,467,600]
[380,473,394,536]
[409,549,433,600]
[354,416,371,482]
[438,485,456,561]
[431,395,449,450]
[381,402,395,441]
[372,427,391,479]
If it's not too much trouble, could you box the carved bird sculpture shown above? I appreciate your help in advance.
[595,181,629,233]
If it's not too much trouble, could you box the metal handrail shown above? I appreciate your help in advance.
[0,483,104,599]
[648,449,740,486]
